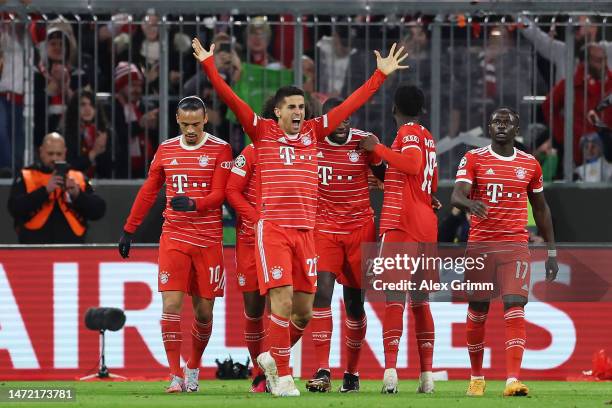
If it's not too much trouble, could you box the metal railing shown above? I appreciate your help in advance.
[1,3,612,182]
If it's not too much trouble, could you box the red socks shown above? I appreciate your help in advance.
[466,308,487,377]
[382,302,405,369]
[187,318,212,369]
[244,313,265,377]
[410,301,435,372]
[311,307,333,369]
[504,307,526,380]
[161,313,182,377]
[268,313,291,376]
[289,319,305,347]
[345,315,367,374]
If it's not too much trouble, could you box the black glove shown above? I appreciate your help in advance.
[171,195,196,211]
[118,231,133,259]
[545,255,559,282]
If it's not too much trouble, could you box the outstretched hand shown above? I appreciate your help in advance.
[374,43,410,76]
[192,38,214,62]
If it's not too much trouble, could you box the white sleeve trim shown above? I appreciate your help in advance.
[231,167,247,177]
[455,178,473,184]
[532,187,544,193]
[401,145,422,152]
[252,114,258,126]
[323,114,328,128]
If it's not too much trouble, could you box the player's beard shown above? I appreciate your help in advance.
[184,132,202,146]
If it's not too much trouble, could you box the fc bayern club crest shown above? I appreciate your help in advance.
[348,150,360,163]
[302,136,312,146]
[159,271,170,284]
[271,266,283,280]
[198,155,209,167]
[515,167,526,179]
[237,274,246,287]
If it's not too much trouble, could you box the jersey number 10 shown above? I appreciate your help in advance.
[421,150,436,194]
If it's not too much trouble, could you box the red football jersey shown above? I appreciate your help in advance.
[226,144,258,244]
[379,122,438,241]
[455,145,544,242]
[124,134,233,247]
[201,57,387,229]
[316,128,377,234]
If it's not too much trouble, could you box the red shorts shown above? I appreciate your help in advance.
[377,229,439,291]
[235,239,259,293]
[465,244,531,300]
[254,220,317,295]
[157,234,225,298]
[315,220,375,289]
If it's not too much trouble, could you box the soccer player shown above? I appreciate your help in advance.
[225,142,267,393]
[117,96,232,393]
[360,85,439,394]
[450,107,559,397]
[193,38,408,396]
[305,98,384,393]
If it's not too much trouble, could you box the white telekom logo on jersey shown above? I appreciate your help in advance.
[172,174,188,194]
[318,166,333,186]
[279,146,296,165]
[487,183,504,203]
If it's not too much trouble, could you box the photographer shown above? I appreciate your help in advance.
[7,132,106,244]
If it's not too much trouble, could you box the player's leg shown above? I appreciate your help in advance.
[409,290,435,394]
[306,271,335,392]
[243,290,267,392]
[307,230,342,392]
[466,300,489,396]
[502,294,529,397]
[184,296,214,392]
[340,285,366,392]
[184,243,226,393]
[499,249,531,397]
[236,241,267,392]
[158,235,192,393]
[254,220,298,396]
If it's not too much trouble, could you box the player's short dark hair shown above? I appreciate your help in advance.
[273,86,305,108]
[322,97,343,114]
[394,84,425,117]
[177,95,206,113]
[491,106,520,124]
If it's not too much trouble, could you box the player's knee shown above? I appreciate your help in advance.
[469,301,490,313]
[292,311,312,328]
[162,300,182,315]
[503,295,527,310]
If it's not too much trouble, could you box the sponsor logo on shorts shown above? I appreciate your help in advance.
[237,274,246,287]
[271,266,283,280]
[159,271,170,284]
[198,155,209,167]
[348,150,360,163]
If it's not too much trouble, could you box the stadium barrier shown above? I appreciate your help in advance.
[1,246,610,381]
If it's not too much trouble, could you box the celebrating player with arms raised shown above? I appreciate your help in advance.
[193,37,408,396]
[306,98,384,393]
[360,85,439,394]
[451,107,558,397]
[118,96,232,393]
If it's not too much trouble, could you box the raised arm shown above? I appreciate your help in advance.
[193,39,259,139]
[226,148,258,223]
[315,43,409,140]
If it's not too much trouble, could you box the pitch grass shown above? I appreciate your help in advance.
[1,380,611,408]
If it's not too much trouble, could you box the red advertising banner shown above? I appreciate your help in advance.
[0,248,610,380]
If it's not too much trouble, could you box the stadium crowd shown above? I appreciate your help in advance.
[1,11,612,182]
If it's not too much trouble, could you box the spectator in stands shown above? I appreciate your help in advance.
[62,91,112,178]
[7,132,106,244]
[244,16,283,69]
[106,62,158,178]
[183,32,242,148]
[316,24,356,97]
[517,14,612,83]
[33,18,95,147]
[543,43,612,165]
[573,133,612,182]
[0,16,28,176]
